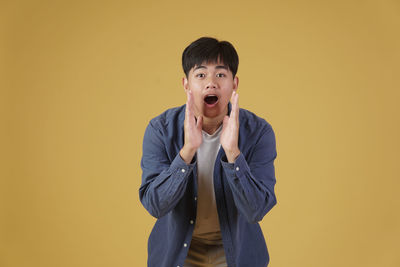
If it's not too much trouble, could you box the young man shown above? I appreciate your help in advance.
[140,37,277,267]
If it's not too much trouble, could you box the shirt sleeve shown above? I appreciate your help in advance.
[221,124,277,223]
[139,120,195,218]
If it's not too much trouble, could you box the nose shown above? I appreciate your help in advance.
[206,76,217,89]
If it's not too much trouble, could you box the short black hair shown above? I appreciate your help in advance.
[182,37,239,79]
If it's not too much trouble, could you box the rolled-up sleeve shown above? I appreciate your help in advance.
[221,124,277,223]
[139,120,195,218]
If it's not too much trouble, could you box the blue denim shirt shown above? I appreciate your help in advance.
[140,103,277,267]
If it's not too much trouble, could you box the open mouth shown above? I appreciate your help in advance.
[204,95,219,105]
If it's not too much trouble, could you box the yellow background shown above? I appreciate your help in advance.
[1,0,399,266]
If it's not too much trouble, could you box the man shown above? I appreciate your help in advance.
[140,37,277,267]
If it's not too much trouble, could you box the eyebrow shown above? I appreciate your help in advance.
[193,65,229,71]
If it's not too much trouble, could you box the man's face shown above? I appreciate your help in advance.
[183,61,239,119]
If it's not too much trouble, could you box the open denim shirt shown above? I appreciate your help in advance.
[140,102,277,267]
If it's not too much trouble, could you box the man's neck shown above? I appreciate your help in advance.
[200,108,228,135]
[202,119,222,135]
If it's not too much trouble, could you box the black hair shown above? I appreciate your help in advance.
[182,37,239,79]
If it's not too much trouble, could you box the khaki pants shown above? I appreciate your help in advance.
[184,237,228,267]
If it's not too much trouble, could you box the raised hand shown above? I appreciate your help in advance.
[179,90,203,164]
[220,91,240,163]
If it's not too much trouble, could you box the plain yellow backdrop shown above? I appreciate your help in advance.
[1,0,399,266]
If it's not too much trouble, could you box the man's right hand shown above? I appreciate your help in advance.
[180,90,203,164]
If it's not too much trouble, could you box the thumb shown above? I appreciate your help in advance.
[196,115,203,131]
[222,115,229,130]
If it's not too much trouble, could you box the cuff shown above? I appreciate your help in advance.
[170,152,196,178]
[221,152,247,178]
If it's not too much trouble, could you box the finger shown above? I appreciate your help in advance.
[222,115,229,131]
[231,91,239,120]
[186,91,195,125]
[189,91,195,114]
[185,91,189,116]
[185,99,190,126]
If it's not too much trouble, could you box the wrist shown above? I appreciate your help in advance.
[225,148,240,163]
[180,145,197,164]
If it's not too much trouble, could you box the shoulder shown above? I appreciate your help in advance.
[148,104,186,130]
[239,107,273,134]
[238,108,276,156]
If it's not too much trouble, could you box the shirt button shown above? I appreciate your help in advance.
[190,220,194,224]
[194,197,197,201]
[184,243,188,247]
[236,166,240,171]
[181,169,186,173]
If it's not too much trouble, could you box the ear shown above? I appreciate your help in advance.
[182,77,189,92]
[233,76,239,91]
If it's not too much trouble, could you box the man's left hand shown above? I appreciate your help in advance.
[220,91,240,163]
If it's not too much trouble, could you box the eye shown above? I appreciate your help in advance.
[216,73,226,77]
[196,73,205,78]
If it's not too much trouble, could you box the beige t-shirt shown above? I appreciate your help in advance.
[192,125,223,245]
